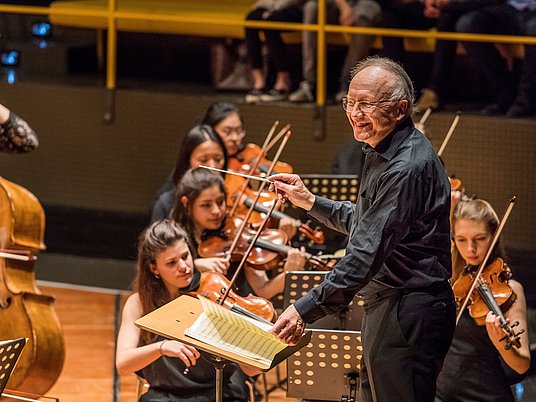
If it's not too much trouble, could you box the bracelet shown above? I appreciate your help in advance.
[159,340,166,356]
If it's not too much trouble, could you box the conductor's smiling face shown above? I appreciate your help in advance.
[345,66,408,148]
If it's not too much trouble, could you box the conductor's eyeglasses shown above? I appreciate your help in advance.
[341,97,393,113]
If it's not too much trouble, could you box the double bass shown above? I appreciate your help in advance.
[0,176,65,395]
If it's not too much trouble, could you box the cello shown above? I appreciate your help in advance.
[0,176,65,395]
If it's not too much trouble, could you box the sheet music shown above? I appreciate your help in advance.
[184,296,287,364]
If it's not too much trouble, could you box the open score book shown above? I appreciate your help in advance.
[135,294,311,371]
[185,296,286,366]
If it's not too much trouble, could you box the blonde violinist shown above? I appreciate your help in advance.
[436,198,530,401]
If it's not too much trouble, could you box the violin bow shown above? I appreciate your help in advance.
[455,196,516,325]
[222,130,291,266]
[228,121,278,216]
[418,107,432,127]
[0,251,34,261]
[218,131,293,305]
[437,111,461,158]
[229,123,290,217]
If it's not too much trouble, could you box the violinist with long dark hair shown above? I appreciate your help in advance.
[115,219,258,402]
[151,124,228,222]
[436,198,530,402]
[171,167,305,300]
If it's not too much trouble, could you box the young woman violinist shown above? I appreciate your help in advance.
[171,167,306,300]
[200,102,299,240]
[116,219,258,402]
[200,102,245,159]
[152,124,228,222]
[436,198,530,402]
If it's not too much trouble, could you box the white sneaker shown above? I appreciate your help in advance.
[245,88,264,104]
[289,81,315,103]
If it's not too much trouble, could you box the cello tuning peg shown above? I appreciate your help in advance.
[511,321,520,328]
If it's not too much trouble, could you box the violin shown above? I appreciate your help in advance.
[197,216,289,271]
[241,195,325,245]
[452,197,524,350]
[224,174,278,225]
[188,272,276,322]
[249,237,338,271]
[0,176,65,395]
[229,143,293,176]
[452,258,523,349]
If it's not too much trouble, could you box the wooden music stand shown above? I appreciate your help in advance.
[135,295,311,402]
[287,329,362,401]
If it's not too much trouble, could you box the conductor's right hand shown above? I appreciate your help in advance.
[269,174,315,211]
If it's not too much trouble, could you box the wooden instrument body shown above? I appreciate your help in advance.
[0,176,65,395]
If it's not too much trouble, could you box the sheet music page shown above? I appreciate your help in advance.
[184,296,287,364]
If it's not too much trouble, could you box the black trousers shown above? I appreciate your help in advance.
[245,7,303,73]
[360,283,456,402]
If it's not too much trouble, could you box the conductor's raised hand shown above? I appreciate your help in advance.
[268,304,305,346]
[269,173,315,211]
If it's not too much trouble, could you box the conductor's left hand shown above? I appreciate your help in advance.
[268,304,305,346]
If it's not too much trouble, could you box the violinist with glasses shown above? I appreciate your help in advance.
[436,198,530,402]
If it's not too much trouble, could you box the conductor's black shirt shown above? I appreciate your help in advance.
[295,117,452,323]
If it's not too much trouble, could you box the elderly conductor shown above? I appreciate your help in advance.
[269,57,456,402]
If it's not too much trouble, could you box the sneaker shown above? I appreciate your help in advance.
[289,81,315,103]
[415,88,440,112]
[245,88,264,104]
[260,88,289,102]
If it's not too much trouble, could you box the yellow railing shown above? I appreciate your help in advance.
[1,1,535,106]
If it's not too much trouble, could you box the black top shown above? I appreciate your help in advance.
[436,311,515,402]
[0,111,39,153]
[295,117,452,323]
[138,335,250,402]
[136,272,250,402]
[151,188,175,222]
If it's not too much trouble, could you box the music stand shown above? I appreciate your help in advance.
[287,329,362,401]
[284,271,364,331]
[285,175,360,254]
[135,295,311,402]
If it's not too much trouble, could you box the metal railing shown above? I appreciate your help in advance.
[1,0,535,106]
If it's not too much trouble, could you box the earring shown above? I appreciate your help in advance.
[154,272,160,279]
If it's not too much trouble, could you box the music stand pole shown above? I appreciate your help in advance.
[201,353,227,402]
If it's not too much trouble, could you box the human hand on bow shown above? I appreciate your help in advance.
[269,173,315,211]
[268,304,305,345]
[194,257,230,275]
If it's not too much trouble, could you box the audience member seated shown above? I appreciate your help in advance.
[380,0,437,65]
[244,0,306,103]
[416,0,536,117]
[456,0,536,117]
[289,0,382,103]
